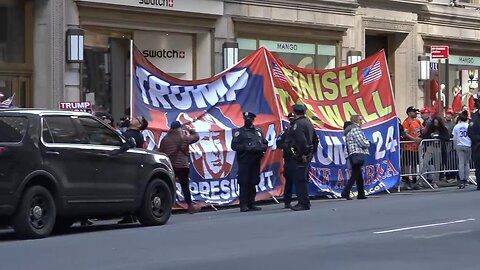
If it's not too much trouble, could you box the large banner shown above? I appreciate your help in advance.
[132,47,400,206]
[267,50,400,197]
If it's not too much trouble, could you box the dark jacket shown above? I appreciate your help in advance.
[231,125,268,161]
[123,129,145,148]
[277,128,293,159]
[159,127,199,169]
[287,116,319,161]
[468,111,480,156]
[421,125,450,141]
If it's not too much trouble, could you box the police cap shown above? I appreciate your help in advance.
[293,104,306,113]
[170,121,182,129]
[243,111,256,120]
[287,112,295,119]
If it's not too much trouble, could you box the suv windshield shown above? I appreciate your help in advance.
[0,116,28,143]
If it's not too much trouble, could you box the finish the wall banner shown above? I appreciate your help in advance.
[268,49,400,197]
[132,46,400,206]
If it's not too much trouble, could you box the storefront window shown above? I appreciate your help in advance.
[238,39,257,61]
[238,38,337,69]
[317,45,336,69]
[0,0,25,63]
[83,30,131,120]
[425,55,480,112]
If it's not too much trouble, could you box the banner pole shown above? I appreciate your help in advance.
[130,39,133,119]
[271,196,280,204]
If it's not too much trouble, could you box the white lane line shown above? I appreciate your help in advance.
[373,219,476,234]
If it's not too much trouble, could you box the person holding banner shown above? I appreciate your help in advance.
[286,105,319,211]
[276,112,296,209]
[160,121,202,214]
[231,112,268,212]
[342,115,369,200]
[467,96,480,191]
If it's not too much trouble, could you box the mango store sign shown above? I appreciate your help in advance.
[75,0,223,15]
[59,101,93,113]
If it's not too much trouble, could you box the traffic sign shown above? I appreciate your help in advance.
[431,46,449,59]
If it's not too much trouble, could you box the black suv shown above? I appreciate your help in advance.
[0,109,175,239]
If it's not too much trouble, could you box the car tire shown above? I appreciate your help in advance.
[52,217,76,234]
[137,179,172,226]
[12,186,56,239]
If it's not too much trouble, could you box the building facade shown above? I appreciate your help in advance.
[13,0,480,120]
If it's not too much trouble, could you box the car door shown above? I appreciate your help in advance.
[0,115,31,195]
[75,116,140,203]
[41,115,97,202]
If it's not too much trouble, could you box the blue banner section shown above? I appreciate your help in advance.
[309,118,401,196]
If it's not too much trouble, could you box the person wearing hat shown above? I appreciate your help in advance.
[401,106,423,189]
[445,109,456,135]
[285,104,319,211]
[420,107,433,133]
[468,97,480,190]
[159,120,201,214]
[276,112,296,208]
[231,111,268,212]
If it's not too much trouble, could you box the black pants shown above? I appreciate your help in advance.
[238,158,261,207]
[174,168,192,205]
[474,156,480,190]
[283,158,294,205]
[292,159,310,207]
[342,163,365,198]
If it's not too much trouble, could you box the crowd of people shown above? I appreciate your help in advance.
[400,100,480,190]
[89,98,480,217]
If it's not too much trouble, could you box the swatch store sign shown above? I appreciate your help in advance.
[142,49,186,59]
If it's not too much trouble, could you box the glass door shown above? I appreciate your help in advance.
[0,75,31,108]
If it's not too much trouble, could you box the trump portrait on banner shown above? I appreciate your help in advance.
[177,110,236,180]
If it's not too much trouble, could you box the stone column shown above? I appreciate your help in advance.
[214,15,235,74]
[34,0,81,109]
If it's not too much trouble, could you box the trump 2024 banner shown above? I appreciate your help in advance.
[132,47,400,206]
[268,49,400,197]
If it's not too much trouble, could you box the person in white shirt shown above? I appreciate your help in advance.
[452,111,472,189]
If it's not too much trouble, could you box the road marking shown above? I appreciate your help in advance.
[373,219,476,234]
[409,230,473,239]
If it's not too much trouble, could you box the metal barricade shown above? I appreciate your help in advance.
[399,139,476,191]
[400,140,431,190]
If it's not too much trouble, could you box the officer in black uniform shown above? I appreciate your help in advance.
[276,112,296,209]
[286,104,319,211]
[467,96,480,190]
[231,112,268,212]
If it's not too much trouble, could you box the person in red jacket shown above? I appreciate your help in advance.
[160,121,201,214]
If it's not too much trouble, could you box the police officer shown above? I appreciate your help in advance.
[286,104,319,211]
[276,113,296,208]
[231,112,268,212]
[467,96,480,191]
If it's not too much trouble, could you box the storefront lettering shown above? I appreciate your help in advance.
[459,57,475,64]
[276,43,298,51]
[143,49,185,59]
[138,0,173,7]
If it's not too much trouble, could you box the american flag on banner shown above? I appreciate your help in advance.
[0,96,13,109]
[272,62,287,83]
[363,61,382,85]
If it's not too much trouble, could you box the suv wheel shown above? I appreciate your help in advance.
[12,186,56,239]
[137,179,172,226]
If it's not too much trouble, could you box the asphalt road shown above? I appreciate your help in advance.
[1,187,479,270]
